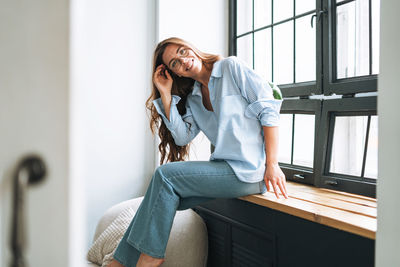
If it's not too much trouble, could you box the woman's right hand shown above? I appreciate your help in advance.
[153,64,173,96]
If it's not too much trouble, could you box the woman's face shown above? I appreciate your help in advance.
[161,44,202,78]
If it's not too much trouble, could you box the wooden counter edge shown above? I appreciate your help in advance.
[238,194,376,240]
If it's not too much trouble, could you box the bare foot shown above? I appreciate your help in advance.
[107,259,125,267]
[136,253,165,267]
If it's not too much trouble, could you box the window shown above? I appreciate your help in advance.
[230,0,379,197]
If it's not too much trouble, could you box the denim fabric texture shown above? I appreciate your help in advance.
[153,56,283,183]
[113,160,266,266]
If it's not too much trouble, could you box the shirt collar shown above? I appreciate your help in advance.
[210,59,223,78]
[192,81,202,96]
[192,59,223,97]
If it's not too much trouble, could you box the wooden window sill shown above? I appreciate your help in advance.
[239,181,376,239]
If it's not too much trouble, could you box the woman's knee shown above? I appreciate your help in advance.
[153,164,173,184]
[152,165,182,198]
[154,162,181,180]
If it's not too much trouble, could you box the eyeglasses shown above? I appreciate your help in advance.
[169,47,189,71]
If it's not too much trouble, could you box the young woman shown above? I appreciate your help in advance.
[108,37,288,267]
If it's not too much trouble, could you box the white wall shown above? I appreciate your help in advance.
[376,0,400,266]
[157,0,229,161]
[158,0,228,56]
[0,0,70,266]
[70,0,157,249]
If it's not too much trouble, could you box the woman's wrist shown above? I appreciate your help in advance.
[160,92,172,101]
[265,161,279,166]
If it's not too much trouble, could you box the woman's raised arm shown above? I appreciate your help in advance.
[152,64,200,146]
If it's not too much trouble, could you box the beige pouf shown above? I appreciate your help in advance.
[87,197,208,267]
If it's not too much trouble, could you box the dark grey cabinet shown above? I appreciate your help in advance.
[194,198,374,267]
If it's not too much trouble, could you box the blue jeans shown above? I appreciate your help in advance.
[113,160,266,266]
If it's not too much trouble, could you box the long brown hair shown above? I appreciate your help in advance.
[146,37,222,165]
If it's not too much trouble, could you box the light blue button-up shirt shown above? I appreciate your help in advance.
[153,56,282,183]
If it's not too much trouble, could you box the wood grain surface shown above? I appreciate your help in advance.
[239,181,377,239]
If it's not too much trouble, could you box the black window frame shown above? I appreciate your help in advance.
[230,0,378,198]
[280,99,321,186]
[323,0,378,95]
[315,96,377,196]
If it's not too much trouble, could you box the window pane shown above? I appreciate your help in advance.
[295,0,316,15]
[371,0,380,74]
[274,0,293,23]
[273,21,294,84]
[336,0,370,79]
[365,116,378,178]
[255,0,272,29]
[295,14,316,83]
[254,29,272,82]
[279,114,293,164]
[330,116,368,176]
[237,0,253,35]
[293,114,315,167]
[237,34,253,68]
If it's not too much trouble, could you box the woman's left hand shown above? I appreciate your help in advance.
[264,163,288,199]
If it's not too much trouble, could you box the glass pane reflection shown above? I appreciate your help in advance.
[273,21,294,84]
[255,29,272,82]
[336,0,370,79]
[295,14,316,83]
[237,34,253,68]
[293,114,315,168]
[278,114,293,164]
[330,116,368,176]
[371,0,380,74]
[296,0,316,15]
[237,0,253,35]
[274,0,293,23]
[365,116,378,179]
[255,0,272,29]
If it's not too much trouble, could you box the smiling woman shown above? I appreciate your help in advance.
[148,38,223,164]
[107,37,287,267]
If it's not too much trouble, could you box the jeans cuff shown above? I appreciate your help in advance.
[127,238,165,259]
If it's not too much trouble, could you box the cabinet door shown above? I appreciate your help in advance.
[232,225,276,267]
[196,208,277,267]
[202,214,230,267]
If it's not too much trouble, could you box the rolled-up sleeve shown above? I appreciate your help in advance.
[228,57,283,127]
[152,95,200,146]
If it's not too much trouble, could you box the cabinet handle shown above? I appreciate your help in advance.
[293,174,305,180]
[325,180,338,186]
